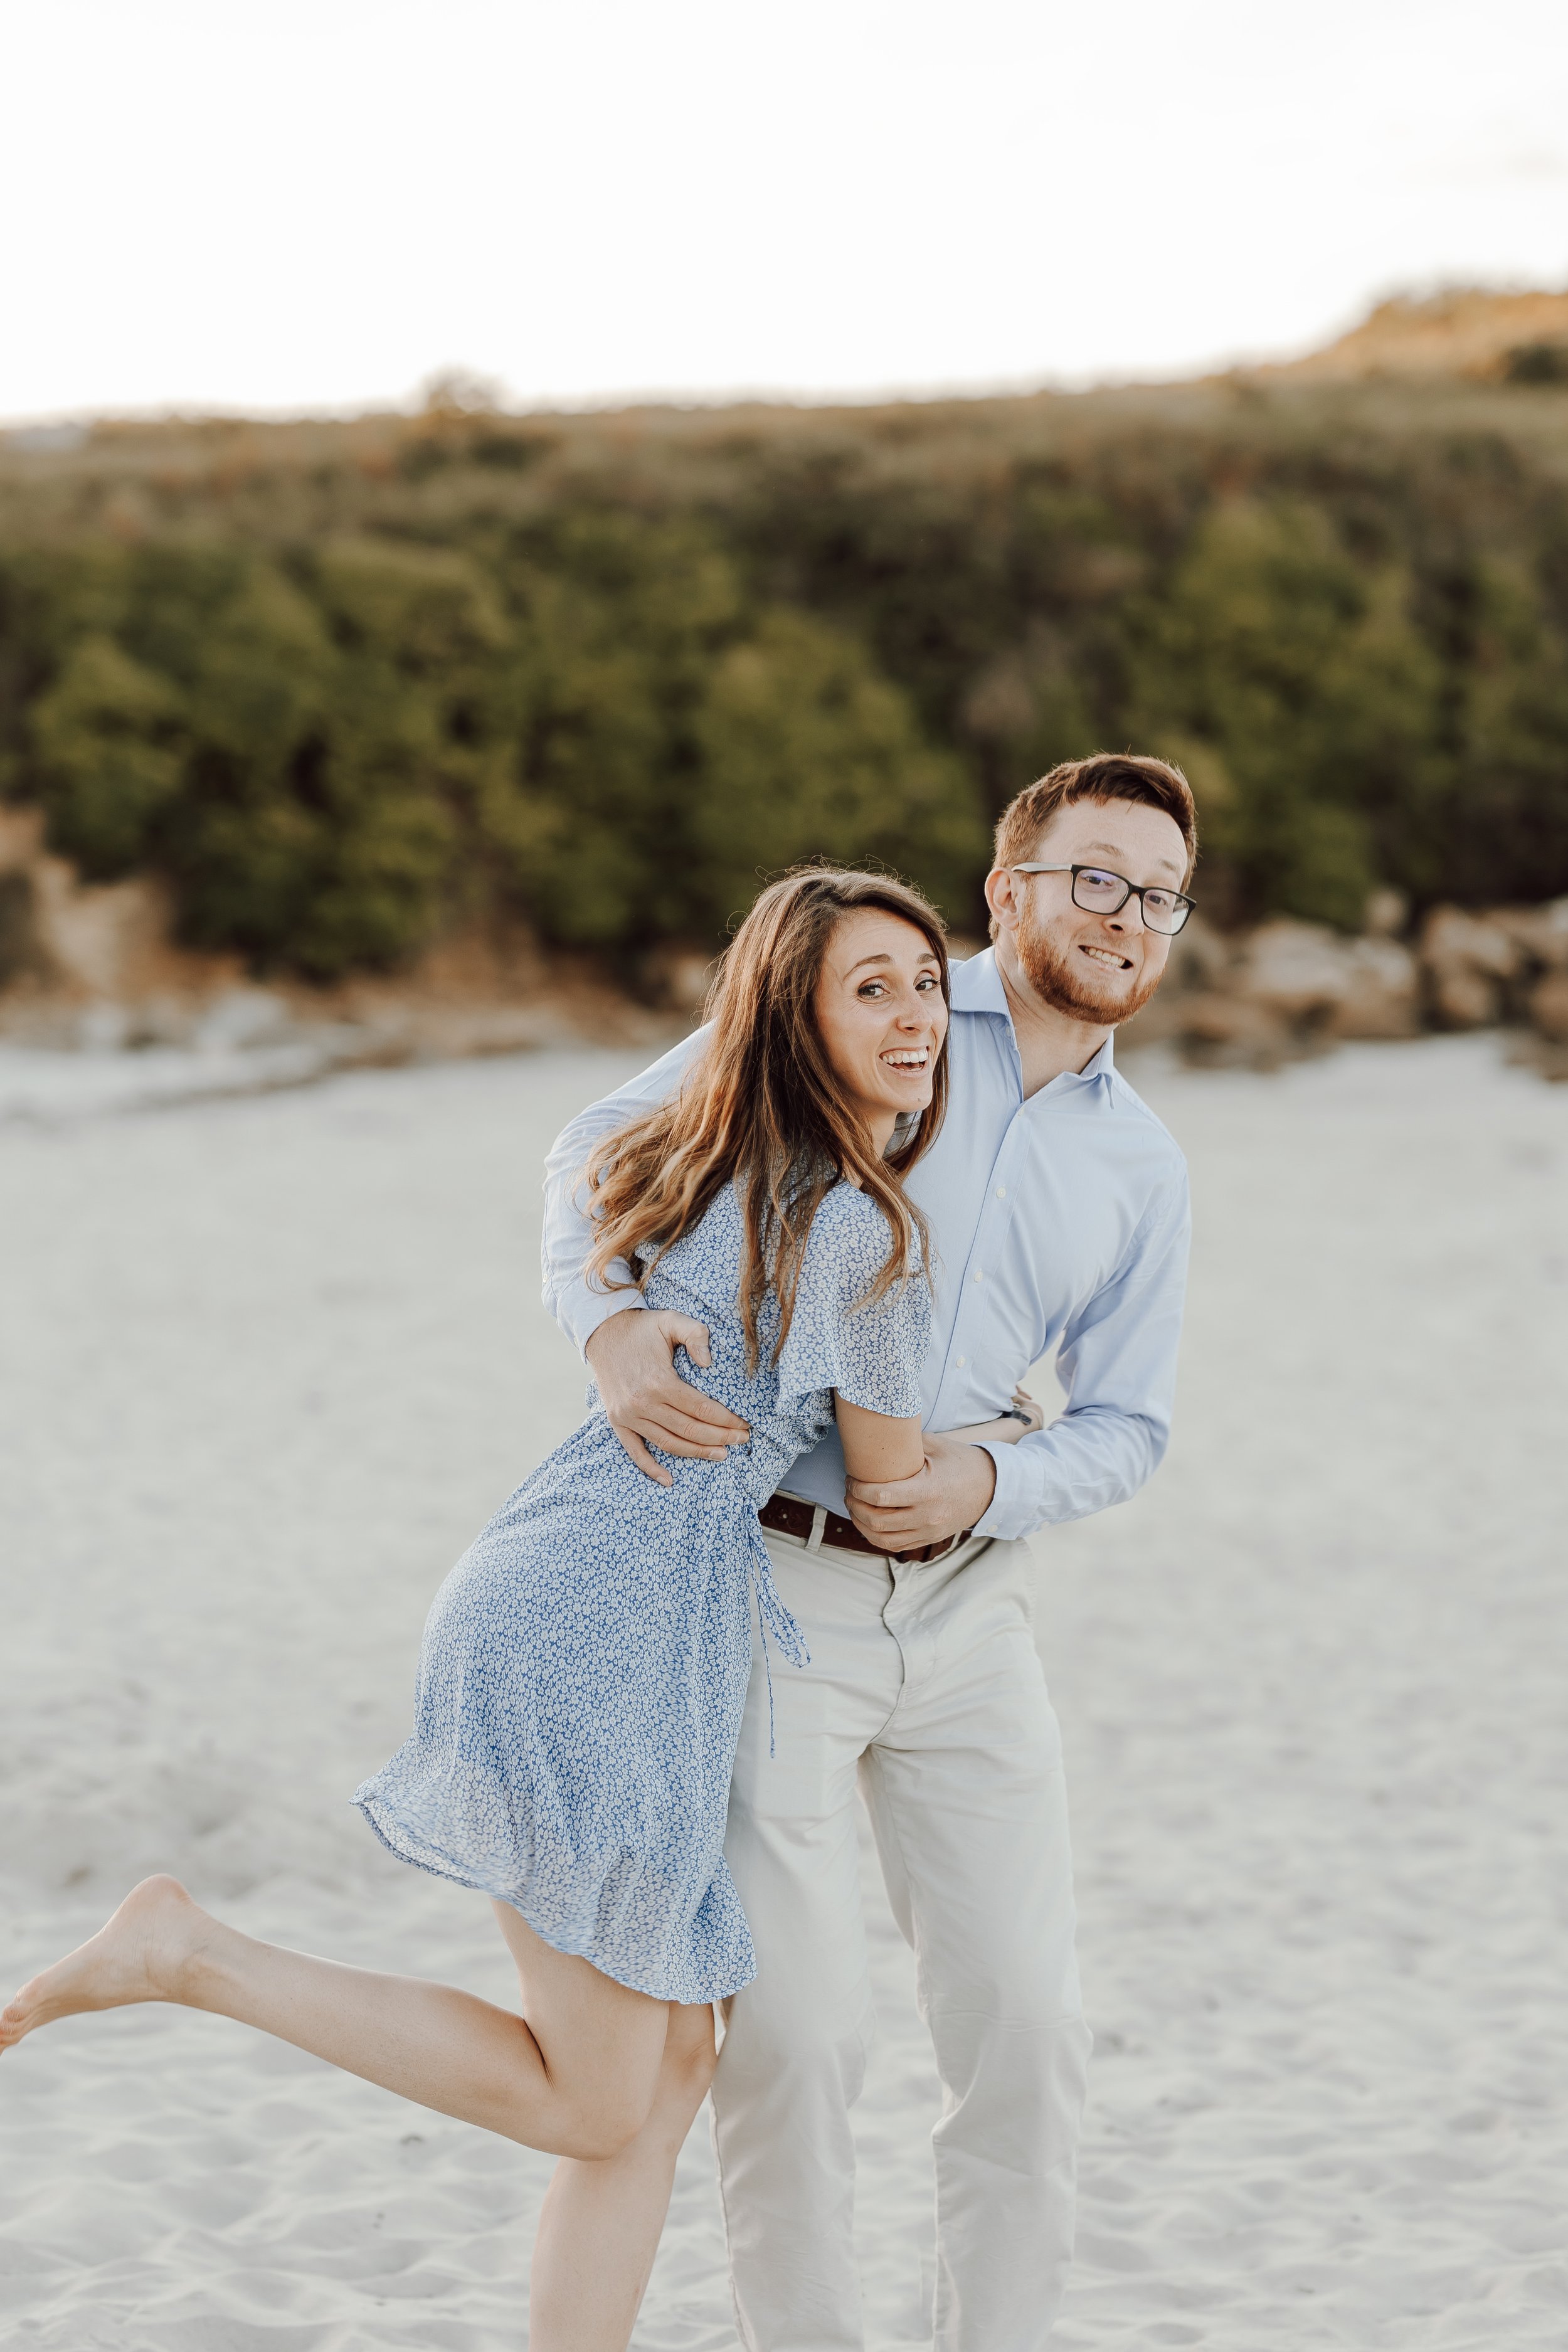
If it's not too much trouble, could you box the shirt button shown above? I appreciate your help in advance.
[955,1355,967,1367]
[995,1185,1007,1199]
[972,1269,984,1284]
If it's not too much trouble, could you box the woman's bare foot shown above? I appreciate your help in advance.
[0,1875,216,2052]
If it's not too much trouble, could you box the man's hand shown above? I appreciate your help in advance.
[585,1308,750,1487]
[844,1429,999,1552]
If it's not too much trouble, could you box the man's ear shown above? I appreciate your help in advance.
[983,867,1019,932]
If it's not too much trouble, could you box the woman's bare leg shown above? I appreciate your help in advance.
[524,1994,718,2352]
[0,1875,667,2159]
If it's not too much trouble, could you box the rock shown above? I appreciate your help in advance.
[0,805,48,874]
[1363,886,1410,938]
[1237,919,1355,1022]
[1161,911,1234,994]
[193,990,296,1054]
[1171,992,1296,1070]
[1418,906,1524,1029]
[1234,918,1419,1038]
[1330,938,1421,1039]
[31,865,176,998]
[1428,964,1501,1029]
[1489,898,1568,972]
[75,1001,132,1052]
[0,871,43,986]
[1528,972,1568,1043]
[122,997,201,1050]
[639,944,718,1013]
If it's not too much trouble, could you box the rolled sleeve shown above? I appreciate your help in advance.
[970,1170,1190,1540]
[541,1030,707,1357]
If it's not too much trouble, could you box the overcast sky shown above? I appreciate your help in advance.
[4,0,1566,421]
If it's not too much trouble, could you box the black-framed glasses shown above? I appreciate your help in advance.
[1010,863,1195,936]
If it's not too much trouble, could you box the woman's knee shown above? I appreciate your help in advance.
[540,2005,716,2160]
[555,2106,649,2161]
[660,2001,719,2110]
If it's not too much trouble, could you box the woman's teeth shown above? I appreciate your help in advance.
[881,1048,929,1068]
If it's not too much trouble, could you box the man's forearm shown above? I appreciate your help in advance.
[973,1407,1165,1541]
[540,1030,706,1355]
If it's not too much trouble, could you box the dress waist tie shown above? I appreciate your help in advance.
[742,1517,810,1757]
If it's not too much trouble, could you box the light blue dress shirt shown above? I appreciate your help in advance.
[541,948,1190,1542]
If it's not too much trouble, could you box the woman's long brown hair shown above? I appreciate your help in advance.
[585,868,950,1368]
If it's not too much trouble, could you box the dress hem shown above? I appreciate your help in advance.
[351,1794,751,2008]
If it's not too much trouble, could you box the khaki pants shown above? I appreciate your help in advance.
[712,1523,1092,2352]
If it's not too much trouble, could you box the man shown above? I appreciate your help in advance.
[541,753,1195,2349]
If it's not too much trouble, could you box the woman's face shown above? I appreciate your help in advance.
[813,909,948,1150]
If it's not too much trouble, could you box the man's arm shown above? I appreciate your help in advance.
[846,1170,1191,1548]
[541,1029,706,1353]
[541,1028,750,1480]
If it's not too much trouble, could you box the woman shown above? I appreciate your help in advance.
[1,868,1039,2352]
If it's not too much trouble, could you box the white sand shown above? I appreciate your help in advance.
[2,1037,1565,2349]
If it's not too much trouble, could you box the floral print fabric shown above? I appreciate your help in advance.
[354,1179,929,2003]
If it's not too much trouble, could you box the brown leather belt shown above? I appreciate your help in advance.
[758,1492,975,1567]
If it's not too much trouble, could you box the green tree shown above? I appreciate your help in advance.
[1128,500,1445,928]
[1444,557,1568,901]
[478,516,746,946]
[689,608,988,933]
[29,634,185,876]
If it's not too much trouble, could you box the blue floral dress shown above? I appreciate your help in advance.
[354,1179,929,2005]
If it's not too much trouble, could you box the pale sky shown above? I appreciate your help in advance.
[4,0,1567,421]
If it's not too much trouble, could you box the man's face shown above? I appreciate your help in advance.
[985,797,1189,1025]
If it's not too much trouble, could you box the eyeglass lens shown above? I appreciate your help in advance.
[1073,867,1190,934]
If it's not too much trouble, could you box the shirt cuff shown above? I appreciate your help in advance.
[560,1280,648,1360]
[970,1439,1036,1542]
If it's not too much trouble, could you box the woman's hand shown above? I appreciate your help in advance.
[951,1383,1047,1449]
[844,1432,999,1552]
[1010,1382,1047,1433]
[585,1308,750,1486]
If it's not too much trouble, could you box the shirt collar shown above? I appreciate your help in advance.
[948,946,1010,1017]
[948,948,1118,1088]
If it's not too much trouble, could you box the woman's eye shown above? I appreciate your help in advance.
[859,980,887,999]
[915,973,938,991]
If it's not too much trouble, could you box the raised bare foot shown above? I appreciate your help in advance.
[0,1875,215,2052]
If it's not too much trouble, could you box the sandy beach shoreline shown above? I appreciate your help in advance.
[3,1038,1565,2348]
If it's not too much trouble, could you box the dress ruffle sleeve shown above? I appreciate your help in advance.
[775,1185,930,1420]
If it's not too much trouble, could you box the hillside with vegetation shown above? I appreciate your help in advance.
[3,294,1567,982]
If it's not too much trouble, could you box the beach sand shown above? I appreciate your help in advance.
[2,1037,1565,2349]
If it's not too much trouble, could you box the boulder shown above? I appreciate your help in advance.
[1330,938,1421,1039]
[1234,919,1352,1022]
[1490,898,1568,973]
[1169,992,1295,1071]
[1233,919,1419,1037]
[1363,886,1410,937]
[1161,911,1234,994]
[1419,906,1519,1029]
[1528,972,1568,1044]
[639,942,719,1014]
[193,989,297,1054]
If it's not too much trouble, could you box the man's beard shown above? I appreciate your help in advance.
[1015,914,1165,1026]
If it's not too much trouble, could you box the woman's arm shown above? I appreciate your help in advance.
[838,1380,1044,1482]
[835,1398,927,1485]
